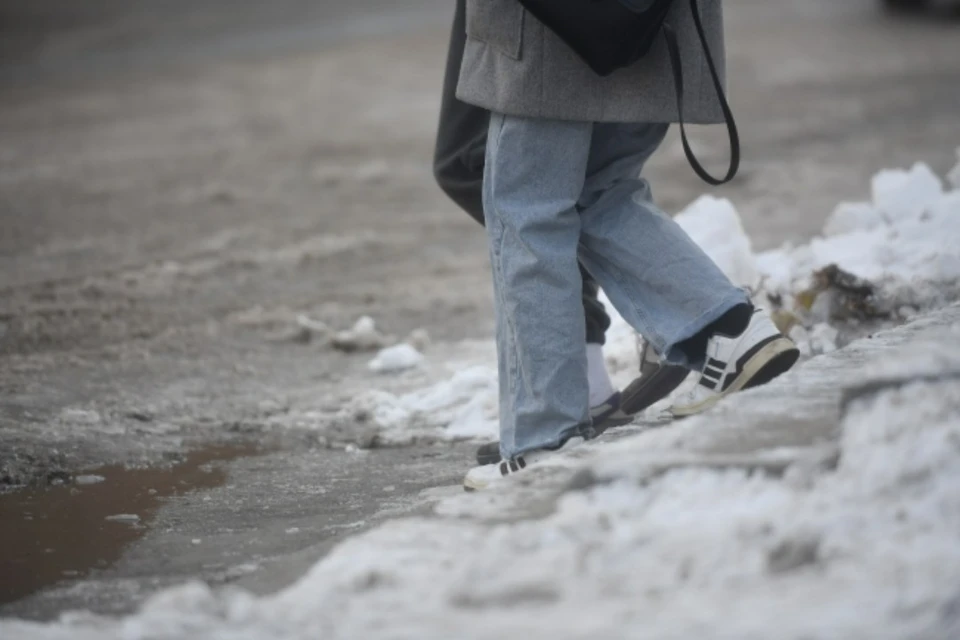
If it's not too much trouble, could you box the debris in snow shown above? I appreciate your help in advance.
[795,264,886,323]
[766,536,821,574]
[105,514,140,523]
[368,344,424,374]
[757,161,960,314]
[331,316,393,352]
[125,409,155,423]
[74,475,105,486]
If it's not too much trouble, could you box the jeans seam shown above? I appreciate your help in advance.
[487,114,524,459]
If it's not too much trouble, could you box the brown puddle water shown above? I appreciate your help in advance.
[0,444,262,606]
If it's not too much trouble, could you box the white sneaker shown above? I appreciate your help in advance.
[667,309,800,418]
[463,436,584,492]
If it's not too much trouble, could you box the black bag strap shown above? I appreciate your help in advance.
[662,0,740,185]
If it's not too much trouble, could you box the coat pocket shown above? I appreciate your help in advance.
[465,0,525,61]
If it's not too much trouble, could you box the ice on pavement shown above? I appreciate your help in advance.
[6,330,959,640]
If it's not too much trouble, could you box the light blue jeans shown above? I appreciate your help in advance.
[484,114,749,460]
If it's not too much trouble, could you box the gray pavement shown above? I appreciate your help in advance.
[1,0,959,622]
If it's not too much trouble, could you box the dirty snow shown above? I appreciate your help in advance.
[758,162,960,310]
[329,363,499,444]
[5,328,959,640]
[331,316,393,352]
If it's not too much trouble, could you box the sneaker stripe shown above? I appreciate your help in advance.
[702,366,723,382]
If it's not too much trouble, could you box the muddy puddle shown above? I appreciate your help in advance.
[0,443,263,606]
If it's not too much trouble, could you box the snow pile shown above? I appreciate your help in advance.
[675,161,960,314]
[7,342,959,640]
[324,365,499,444]
[367,343,424,374]
[759,162,960,310]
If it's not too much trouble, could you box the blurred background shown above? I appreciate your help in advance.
[1,0,959,621]
[2,0,958,355]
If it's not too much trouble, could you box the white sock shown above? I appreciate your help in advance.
[586,343,616,407]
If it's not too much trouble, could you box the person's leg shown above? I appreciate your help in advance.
[575,122,752,369]
[432,0,613,352]
[483,113,595,460]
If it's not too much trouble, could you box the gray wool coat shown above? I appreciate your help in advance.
[456,0,727,124]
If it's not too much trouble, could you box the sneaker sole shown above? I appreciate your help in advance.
[669,337,800,418]
[620,363,690,415]
[463,478,484,492]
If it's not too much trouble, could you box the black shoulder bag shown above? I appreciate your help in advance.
[516,0,740,186]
